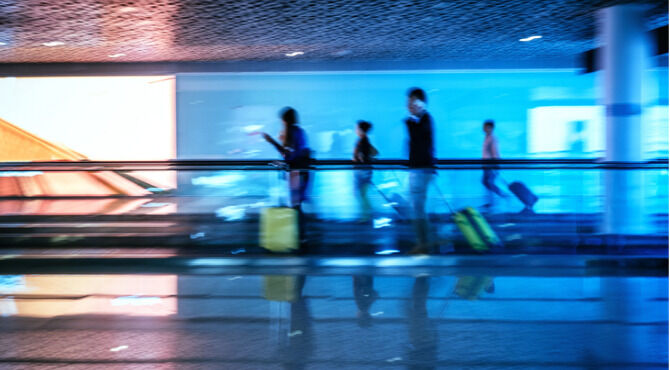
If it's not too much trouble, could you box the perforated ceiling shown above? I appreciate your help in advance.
[0,0,667,63]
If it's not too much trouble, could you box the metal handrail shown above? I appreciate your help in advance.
[0,158,666,171]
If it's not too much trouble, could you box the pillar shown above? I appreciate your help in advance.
[599,5,650,235]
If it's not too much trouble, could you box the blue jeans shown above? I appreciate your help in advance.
[409,169,434,245]
[289,170,310,208]
[482,169,504,204]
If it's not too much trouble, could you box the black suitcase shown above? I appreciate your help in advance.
[508,181,538,210]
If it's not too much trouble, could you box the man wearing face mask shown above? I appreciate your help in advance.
[405,87,436,254]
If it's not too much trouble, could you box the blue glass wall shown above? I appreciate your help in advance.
[176,69,668,160]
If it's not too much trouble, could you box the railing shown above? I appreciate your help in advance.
[0,158,666,170]
[0,159,666,253]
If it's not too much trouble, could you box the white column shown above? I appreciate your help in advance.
[599,5,649,234]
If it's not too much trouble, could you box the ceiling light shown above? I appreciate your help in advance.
[108,53,125,58]
[42,41,65,47]
[117,6,138,13]
[519,35,542,42]
[285,51,304,57]
[0,42,6,46]
[110,345,129,352]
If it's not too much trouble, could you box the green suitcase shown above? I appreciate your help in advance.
[452,207,502,252]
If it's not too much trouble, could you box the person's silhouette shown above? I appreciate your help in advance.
[407,276,438,369]
[353,275,378,327]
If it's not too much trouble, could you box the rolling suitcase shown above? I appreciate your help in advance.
[452,207,502,252]
[507,181,538,210]
[259,207,299,252]
[433,182,502,252]
[259,162,299,253]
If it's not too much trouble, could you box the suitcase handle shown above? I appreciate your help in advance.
[431,173,455,215]
[269,161,290,207]
[370,181,409,221]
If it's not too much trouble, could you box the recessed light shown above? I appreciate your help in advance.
[42,41,65,47]
[519,35,542,42]
[0,42,6,46]
[285,51,304,57]
[117,6,138,13]
[108,53,126,58]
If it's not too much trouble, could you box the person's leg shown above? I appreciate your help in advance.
[354,170,372,221]
[409,170,432,251]
[481,170,490,205]
[410,170,429,218]
[299,170,310,204]
[290,170,309,245]
[361,170,372,220]
[289,170,301,208]
[482,169,496,206]
[359,183,372,221]
[488,170,505,197]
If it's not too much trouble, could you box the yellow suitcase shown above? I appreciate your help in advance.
[263,275,298,302]
[259,207,299,252]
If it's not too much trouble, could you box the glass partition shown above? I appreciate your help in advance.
[0,161,666,254]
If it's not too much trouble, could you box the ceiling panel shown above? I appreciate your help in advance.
[0,0,666,63]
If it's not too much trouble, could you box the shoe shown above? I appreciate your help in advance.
[408,245,429,255]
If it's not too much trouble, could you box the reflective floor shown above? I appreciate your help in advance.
[0,163,667,368]
[0,259,667,369]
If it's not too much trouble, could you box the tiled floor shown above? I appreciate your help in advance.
[0,264,667,369]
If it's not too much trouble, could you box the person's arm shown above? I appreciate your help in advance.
[370,144,379,158]
[262,133,290,157]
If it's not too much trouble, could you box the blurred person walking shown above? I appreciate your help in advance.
[262,107,312,210]
[405,88,436,254]
[481,119,507,209]
[352,120,378,222]
[260,107,312,248]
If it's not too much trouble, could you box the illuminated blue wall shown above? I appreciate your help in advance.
[176,69,668,160]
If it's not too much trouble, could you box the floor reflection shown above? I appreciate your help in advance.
[0,273,666,369]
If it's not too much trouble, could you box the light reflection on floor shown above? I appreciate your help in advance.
[0,271,666,369]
